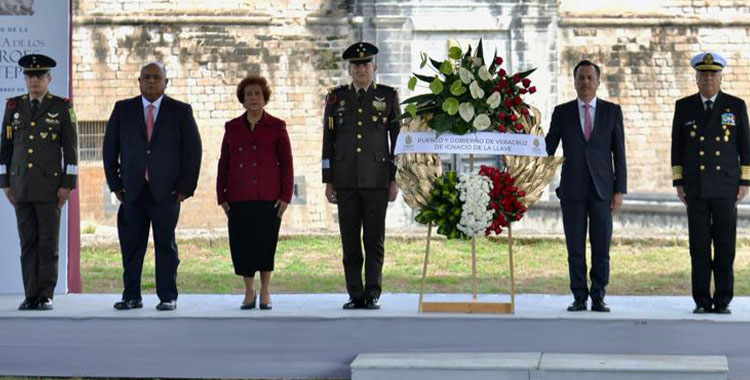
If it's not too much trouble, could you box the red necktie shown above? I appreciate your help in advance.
[146,104,154,181]
[583,103,592,141]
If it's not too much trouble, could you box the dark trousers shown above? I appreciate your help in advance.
[686,196,736,308]
[15,202,61,299]
[336,188,388,301]
[560,186,612,303]
[117,182,181,302]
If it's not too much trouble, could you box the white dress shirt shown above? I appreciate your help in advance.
[141,95,164,123]
[577,96,598,135]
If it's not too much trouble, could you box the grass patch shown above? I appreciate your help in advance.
[80,235,750,296]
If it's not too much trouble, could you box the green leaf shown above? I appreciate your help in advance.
[476,38,484,63]
[519,67,537,78]
[442,97,459,116]
[448,46,462,60]
[449,79,466,96]
[429,78,444,95]
[405,103,418,118]
[430,58,443,70]
[420,52,428,69]
[414,73,436,83]
[401,93,436,105]
[408,76,417,91]
[439,60,454,75]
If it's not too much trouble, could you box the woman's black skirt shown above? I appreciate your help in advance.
[227,201,281,276]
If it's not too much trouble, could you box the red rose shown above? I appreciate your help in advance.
[494,57,503,65]
[513,97,522,106]
[497,125,506,132]
[519,88,527,94]
[515,123,524,130]
[522,78,531,88]
[498,69,506,77]
[509,114,518,122]
[518,190,526,197]
[504,99,512,108]
[529,86,537,94]
[498,79,508,88]
[521,107,529,115]
[512,73,521,83]
[497,112,506,119]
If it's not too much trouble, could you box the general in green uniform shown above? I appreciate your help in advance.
[0,54,78,311]
[322,42,401,310]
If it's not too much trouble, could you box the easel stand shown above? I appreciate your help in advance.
[417,155,516,314]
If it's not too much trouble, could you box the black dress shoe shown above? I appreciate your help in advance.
[567,300,587,312]
[343,298,364,310]
[240,293,257,310]
[156,300,177,311]
[259,303,272,310]
[714,305,731,314]
[36,298,53,311]
[365,298,380,310]
[113,299,143,310]
[591,300,610,312]
[18,297,37,311]
[693,305,712,314]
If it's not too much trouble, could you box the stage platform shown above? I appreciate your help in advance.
[0,293,748,379]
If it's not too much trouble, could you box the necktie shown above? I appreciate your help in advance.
[31,99,39,118]
[146,104,155,142]
[145,104,155,181]
[357,89,365,103]
[583,103,592,141]
[705,99,714,120]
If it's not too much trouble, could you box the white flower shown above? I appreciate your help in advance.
[472,57,483,68]
[458,67,474,84]
[486,91,501,109]
[456,173,493,237]
[478,65,492,81]
[469,81,484,99]
[458,102,475,122]
[409,115,422,129]
[473,113,491,130]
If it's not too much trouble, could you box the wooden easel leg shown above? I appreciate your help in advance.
[418,222,433,312]
[508,222,516,312]
[471,236,478,300]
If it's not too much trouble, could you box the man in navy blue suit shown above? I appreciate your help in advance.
[103,62,202,311]
[545,60,627,312]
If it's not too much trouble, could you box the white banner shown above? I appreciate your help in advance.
[395,131,548,156]
[0,0,71,294]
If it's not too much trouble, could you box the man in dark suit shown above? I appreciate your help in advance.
[0,54,78,311]
[322,42,400,310]
[103,62,202,311]
[671,52,749,314]
[545,60,627,313]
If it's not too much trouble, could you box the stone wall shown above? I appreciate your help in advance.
[557,0,750,193]
[71,0,750,229]
[73,0,357,229]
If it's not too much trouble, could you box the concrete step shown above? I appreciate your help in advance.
[351,352,728,380]
[351,352,541,380]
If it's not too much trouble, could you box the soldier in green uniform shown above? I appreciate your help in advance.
[0,54,78,311]
[671,52,750,314]
[322,42,400,310]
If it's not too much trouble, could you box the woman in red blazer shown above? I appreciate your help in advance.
[216,75,293,310]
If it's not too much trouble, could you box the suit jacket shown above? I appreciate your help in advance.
[216,111,294,204]
[0,93,78,202]
[671,91,750,198]
[545,98,627,201]
[103,95,202,204]
[321,82,400,189]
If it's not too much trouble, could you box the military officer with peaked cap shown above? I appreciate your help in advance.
[671,52,750,315]
[322,42,401,310]
[0,54,78,311]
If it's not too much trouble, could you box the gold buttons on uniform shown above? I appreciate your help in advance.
[716,136,721,142]
[699,151,704,156]
[716,165,721,171]
[700,165,705,171]
[54,173,58,177]
[694,125,698,130]
[356,147,362,153]
[723,125,727,130]
[27,148,33,154]
[724,136,730,142]
[358,108,363,114]
[357,134,362,139]
[30,122,35,127]
[690,131,696,137]
[27,163,33,168]
[357,121,362,126]
[700,136,705,141]
[715,151,721,156]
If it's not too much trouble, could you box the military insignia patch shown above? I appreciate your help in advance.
[47,112,59,118]
[722,113,736,126]
[684,120,695,127]
[13,112,19,119]
[40,132,48,139]
[373,96,386,111]
[68,107,77,124]
[6,99,16,110]
[52,133,58,140]
[326,93,337,105]
[45,118,60,125]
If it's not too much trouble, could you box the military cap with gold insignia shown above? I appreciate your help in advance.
[691,52,726,72]
[342,42,378,64]
[18,54,56,75]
